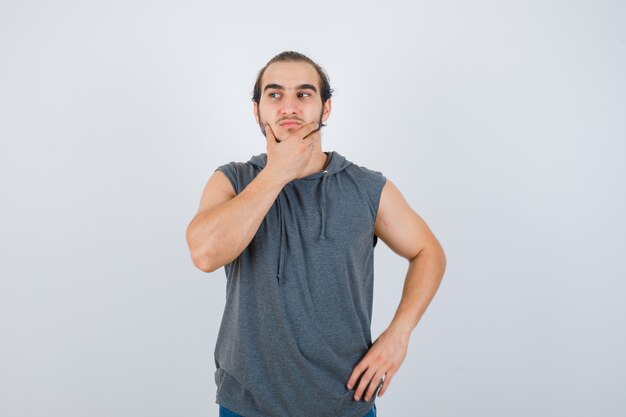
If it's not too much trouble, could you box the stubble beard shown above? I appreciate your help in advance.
[257,108,325,143]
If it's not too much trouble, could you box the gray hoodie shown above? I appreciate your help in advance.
[213,150,386,417]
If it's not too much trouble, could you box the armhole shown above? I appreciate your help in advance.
[372,172,387,247]
[215,163,239,195]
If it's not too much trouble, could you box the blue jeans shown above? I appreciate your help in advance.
[219,403,377,417]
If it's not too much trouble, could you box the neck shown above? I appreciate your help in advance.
[300,147,328,177]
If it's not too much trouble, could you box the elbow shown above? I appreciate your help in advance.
[411,239,447,272]
[435,242,447,277]
[190,251,220,273]
[429,239,447,272]
[186,226,220,273]
[186,228,238,273]
[187,238,220,274]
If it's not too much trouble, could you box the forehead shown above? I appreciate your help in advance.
[261,61,321,90]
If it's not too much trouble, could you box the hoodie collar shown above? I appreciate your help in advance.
[247,150,350,179]
[247,151,352,285]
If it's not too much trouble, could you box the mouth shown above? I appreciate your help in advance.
[279,120,303,128]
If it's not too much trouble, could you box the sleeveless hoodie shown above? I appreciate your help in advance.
[213,150,387,417]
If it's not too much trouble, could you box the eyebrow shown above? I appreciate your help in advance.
[263,83,318,93]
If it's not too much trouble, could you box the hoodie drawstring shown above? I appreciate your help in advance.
[319,170,328,240]
[276,169,329,285]
[276,193,286,284]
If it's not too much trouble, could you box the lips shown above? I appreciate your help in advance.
[279,120,302,127]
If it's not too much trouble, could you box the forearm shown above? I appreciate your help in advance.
[186,169,286,272]
[388,243,447,339]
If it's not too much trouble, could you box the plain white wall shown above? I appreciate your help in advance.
[1,1,625,416]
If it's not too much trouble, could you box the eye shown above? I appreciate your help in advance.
[298,92,311,98]
[269,92,281,99]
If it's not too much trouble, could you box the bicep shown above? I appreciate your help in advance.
[374,180,438,260]
[195,170,237,215]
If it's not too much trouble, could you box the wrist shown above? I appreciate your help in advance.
[259,167,290,189]
[388,318,414,342]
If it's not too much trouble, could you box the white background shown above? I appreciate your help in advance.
[1,1,625,416]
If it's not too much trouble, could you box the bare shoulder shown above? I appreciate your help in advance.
[374,179,440,260]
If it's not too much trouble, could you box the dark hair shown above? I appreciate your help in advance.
[252,51,333,104]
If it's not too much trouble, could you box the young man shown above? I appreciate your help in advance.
[186,51,446,417]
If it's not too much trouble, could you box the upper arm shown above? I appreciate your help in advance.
[195,170,237,216]
[186,170,237,272]
[374,179,441,260]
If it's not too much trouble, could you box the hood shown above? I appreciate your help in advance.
[247,151,352,284]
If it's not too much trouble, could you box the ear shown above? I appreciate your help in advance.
[322,98,332,123]
[253,101,259,123]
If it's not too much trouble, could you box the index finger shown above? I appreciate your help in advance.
[294,122,320,140]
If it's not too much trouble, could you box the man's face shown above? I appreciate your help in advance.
[254,61,331,142]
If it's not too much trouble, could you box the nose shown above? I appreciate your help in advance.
[279,94,300,115]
